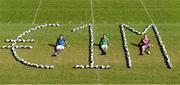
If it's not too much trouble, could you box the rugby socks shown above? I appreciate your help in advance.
[56,49,61,56]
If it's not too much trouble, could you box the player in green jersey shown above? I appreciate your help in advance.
[99,34,111,55]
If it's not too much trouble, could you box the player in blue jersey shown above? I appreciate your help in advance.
[53,34,69,56]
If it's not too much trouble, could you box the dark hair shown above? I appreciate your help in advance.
[144,34,148,36]
[59,34,64,36]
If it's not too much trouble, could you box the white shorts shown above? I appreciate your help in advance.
[56,45,64,50]
[101,45,108,50]
[142,45,150,50]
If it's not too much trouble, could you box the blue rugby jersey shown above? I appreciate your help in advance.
[56,38,65,46]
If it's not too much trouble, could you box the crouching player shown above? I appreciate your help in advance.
[53,34,69,56]
[139,34,153,55]
[99,34,111,55]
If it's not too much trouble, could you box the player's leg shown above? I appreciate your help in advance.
[139,45,142,55]
[103,45,108,55]
[100,45,105,55]
[101,45,108,55]
[56,49,61,55]
[53,48,59,56]
[56,45,64,56]
[145,45,151,54]
[53,45,62,56]
[140,45,146,55]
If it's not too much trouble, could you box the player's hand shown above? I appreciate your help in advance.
[67,45,70,47]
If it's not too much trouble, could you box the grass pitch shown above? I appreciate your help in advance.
[0,0,180,84]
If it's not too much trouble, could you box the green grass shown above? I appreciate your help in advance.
[0,0,180,84]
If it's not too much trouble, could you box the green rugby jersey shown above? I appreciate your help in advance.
[100,38,109,45]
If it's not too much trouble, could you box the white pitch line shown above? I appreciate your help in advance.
[139,0,154,23]
[90,0,95,24]
[32,0,42,25]
[90,0,100,83]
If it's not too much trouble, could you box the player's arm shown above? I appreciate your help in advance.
[65,40,70,47]
[148,39,153,47]
[107,38,111,46]
[148,39,151,45]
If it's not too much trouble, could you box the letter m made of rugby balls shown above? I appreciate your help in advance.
[119,24,173,69]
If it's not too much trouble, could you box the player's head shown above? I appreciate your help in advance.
[59,34,64,39]
[103,34,106,38]
[144,34,148,39]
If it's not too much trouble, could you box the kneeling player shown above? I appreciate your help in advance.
[138,34,152,55]
[99,34,111,55]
